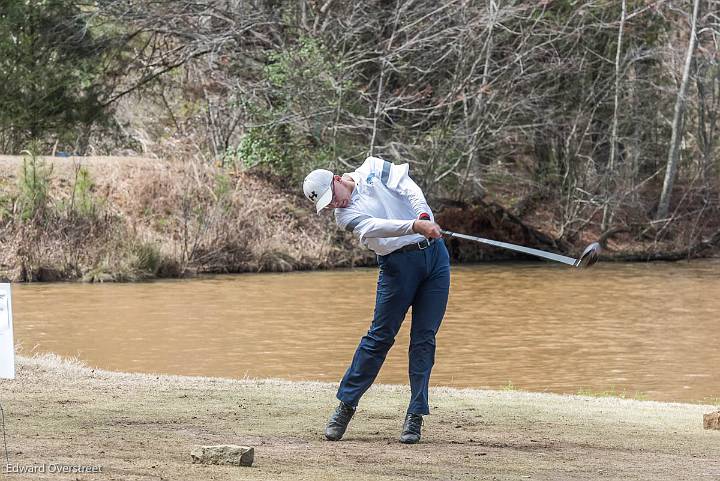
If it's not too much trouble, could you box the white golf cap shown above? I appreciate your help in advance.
[303,169,334,213]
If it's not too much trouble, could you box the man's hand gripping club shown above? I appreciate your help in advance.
[412,219,442,239]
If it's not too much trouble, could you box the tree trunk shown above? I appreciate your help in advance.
[369,0,401,156]
[601,0,626,231]
[656,0,702,220]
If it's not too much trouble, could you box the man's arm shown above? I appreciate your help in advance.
[386,163,441,236]
[338,212,415,240]
[337,211,441,240]
[393,173,434,222]
[372,157,433,221]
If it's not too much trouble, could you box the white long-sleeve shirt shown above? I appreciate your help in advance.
[334,156,435,256]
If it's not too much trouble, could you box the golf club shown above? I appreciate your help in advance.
[441,230,601,269]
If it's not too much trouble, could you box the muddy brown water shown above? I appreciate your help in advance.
[11,260,720,402]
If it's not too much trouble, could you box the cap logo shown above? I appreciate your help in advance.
[309,191,318,200]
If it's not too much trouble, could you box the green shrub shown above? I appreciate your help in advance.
[18,149,52,221]
[235,125,336,183]
[70,165,97,218]
[0,187,12,221]
[232,36,358,183]
[236,126,289,170]
[133,242,163,275]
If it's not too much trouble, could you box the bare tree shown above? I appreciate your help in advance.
[601,0,627,232]
[74,0,718,253]
[656,0,702,220]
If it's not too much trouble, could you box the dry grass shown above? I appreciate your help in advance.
[0,155,369,282]
[1,154,718,282]
[1,353,718,481]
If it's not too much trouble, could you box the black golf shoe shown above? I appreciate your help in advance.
[399,413,423,444]
[324,401,355,441]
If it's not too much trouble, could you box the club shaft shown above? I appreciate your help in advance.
[441,230,578,266]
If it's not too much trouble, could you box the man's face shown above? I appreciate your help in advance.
[326,175,353,209]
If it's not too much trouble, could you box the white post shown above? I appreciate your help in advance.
[0,284,15,380]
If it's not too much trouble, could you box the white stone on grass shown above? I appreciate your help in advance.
[190,445,254,466]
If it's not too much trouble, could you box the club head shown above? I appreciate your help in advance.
[575,242,601,269]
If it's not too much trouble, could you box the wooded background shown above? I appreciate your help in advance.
[1,0,719,254]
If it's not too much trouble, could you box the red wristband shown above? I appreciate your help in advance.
[418,213,431,221]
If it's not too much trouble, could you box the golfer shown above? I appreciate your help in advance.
[303,156,450,444]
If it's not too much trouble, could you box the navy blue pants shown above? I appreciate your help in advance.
[336,239,451,415]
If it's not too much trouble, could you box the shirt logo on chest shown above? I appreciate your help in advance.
[366,172,376,185]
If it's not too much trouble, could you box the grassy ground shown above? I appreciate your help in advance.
[1,354,718,481]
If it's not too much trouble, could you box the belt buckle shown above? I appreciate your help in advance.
[418,239,429,250]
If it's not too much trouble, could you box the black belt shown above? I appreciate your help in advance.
[392,238,436,254]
